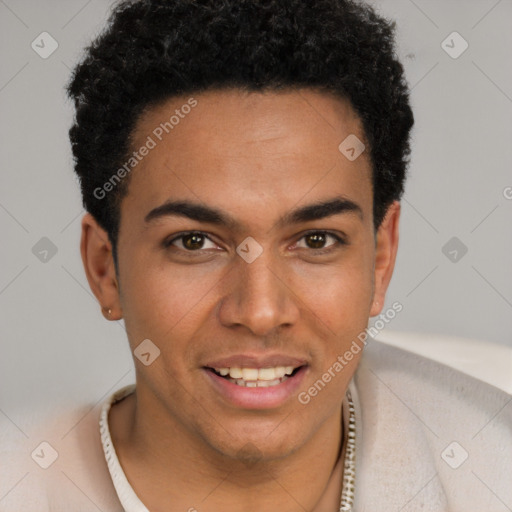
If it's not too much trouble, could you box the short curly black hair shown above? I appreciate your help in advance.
[67,0,414,266]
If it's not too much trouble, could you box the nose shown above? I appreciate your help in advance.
[218,249,300,337]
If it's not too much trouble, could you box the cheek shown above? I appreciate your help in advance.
[311,278,372,368]
[298,252,374,332]
[295,263,372,406]
[119,254,221,351]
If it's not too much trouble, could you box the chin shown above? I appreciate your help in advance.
[203,421,305,464]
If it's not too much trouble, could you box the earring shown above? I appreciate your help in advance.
[102,306,112,318]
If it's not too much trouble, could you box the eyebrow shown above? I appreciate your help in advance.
[144,196,363,230]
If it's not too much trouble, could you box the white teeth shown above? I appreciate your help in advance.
[274,367,286,379]
[212,365,300,387]
[221,366,297,381]
[229,367,243,379]
[232,376,289,388]
[257,379,281,387]
[258,367,277,380]
[242,368,259,380]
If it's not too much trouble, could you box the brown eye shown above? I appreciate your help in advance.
[296,231,344,251]
[182,233,205,250]
[305,233,328,249]
[165,232,217,251]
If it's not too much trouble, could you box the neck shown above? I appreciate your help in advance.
[109,389,346,512]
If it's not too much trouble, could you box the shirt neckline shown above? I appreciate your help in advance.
[99,383,149,512]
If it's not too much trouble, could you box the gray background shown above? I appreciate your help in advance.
[1,0,511,415]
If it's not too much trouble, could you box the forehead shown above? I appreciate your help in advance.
[122,88,372,230]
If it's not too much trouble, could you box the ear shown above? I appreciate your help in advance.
[80,213,122,320]
[369,201,400,317]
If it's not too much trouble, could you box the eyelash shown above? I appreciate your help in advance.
[163,230,347,256]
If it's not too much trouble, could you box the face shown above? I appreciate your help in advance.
[82,88,399,462]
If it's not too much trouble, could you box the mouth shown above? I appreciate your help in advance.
[204,365,304,388]
[202,359,308,409]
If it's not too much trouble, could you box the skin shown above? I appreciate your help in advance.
[81,88,400,512]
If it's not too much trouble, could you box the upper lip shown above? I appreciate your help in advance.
[203,354,308,369]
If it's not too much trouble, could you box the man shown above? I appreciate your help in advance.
[1,0,510,511]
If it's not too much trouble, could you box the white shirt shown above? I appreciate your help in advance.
[99,383,147,511]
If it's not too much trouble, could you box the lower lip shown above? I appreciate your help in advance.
[203,366,308,409]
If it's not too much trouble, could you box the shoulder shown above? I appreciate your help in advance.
[359,334,511,409]
[364,330,512,394]
[0,396,123,511]
[357,335,512,442]
[352,335,512,511]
